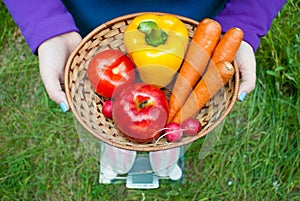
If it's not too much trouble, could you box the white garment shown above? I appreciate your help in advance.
[100,143,182,180]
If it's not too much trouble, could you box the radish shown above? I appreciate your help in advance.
[181,118,202,136]
[102,100,113,119]
[155,122,182,143]
[165,122,182,142]
[155,118,202,143]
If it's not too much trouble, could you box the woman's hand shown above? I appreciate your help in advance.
[38,32,82,111]
[235,41,257,101]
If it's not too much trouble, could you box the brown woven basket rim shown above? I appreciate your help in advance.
[64,12,239,151]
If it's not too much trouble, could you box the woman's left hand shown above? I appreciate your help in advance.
[235,41,257,101]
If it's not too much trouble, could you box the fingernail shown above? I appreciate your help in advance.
[60,102,69,113]
[239,91,247,102]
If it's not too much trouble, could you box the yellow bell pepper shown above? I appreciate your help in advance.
[124,14,189,87]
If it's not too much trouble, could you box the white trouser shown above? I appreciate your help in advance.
[100,143,181,176]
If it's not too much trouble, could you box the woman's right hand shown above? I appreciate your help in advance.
[38,31,82,112]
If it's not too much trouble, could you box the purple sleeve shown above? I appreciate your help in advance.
[3,0,79,54]
[214,0,286,51]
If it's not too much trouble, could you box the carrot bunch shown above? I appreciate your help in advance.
[168,18,244,124]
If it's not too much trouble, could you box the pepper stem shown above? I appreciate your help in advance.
[137,21,168,47]
[137,21,158,34]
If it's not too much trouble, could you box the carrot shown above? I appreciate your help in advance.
[167,18,222,123]
[172,61,235,124]
[170,27,244,124]
[211,27,244,64]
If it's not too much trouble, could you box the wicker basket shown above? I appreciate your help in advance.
[64,12,239,152]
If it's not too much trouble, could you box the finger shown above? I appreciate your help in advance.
[237,61,256,100]
[235,41,257,101]
[41,70,69,111]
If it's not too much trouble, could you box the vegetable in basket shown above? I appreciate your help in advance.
[124,14,189,87]
[168,18,222,122]
[172,61,235,124]
[169,26,244,124]
[156,118,202,142]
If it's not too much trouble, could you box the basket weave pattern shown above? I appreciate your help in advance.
[65,13,239,152]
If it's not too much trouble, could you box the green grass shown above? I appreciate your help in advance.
[1,1,299,200]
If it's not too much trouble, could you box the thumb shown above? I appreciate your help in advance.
[235,41,257,101]
[41,69,69,112]
[238,63,256,100]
